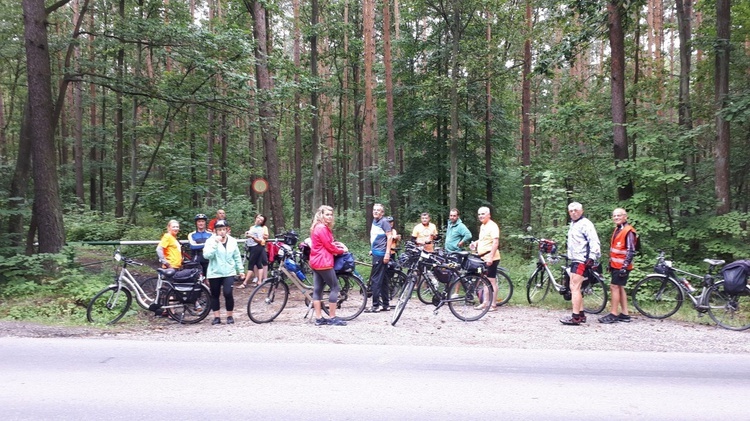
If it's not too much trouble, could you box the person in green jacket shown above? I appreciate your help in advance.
[202,220,246,325]
[445,208,473,252]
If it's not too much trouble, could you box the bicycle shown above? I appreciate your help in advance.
[390,243,494,326]
[87,250,211,325]
[246,236,367,323]
[630,251,746,330]
[416,249,513,307]
[525,237,608,314]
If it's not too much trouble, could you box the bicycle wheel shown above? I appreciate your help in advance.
[631,275,683,319]
[247,279,289,323]
[322,273,367,321]
[494,270,514,307]
[448,274,491,321]
[391,278,415,326]
[387,270,407,301]
[164,283,211,324]
[707,282,750,331]
[416,276,437,305]
[87,286,133,324]
[582,274,608,314]
[299,259,314,288]
[526,267,551,304]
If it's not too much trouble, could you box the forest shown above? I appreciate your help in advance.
[0,0,748,271]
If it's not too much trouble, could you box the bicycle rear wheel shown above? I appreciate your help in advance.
[582,274,608,314]
[526,267,551,304]
[416,276,437,305]
[387,270,407,301]
[391,278,415,326]
[247,279,289,323]
[87,286,133,324]
[322,273,367,321]
[448,274,491,321]
[494,270,514,307]
[707,282,750,331]
[631,275,683,319]
[164,283,211,324]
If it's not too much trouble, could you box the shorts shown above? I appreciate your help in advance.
[569,262,587,276]
[610,269,629,286]
[486,260,500,278]
[246,244,268,269]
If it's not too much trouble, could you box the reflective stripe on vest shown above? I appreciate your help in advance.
[609,225,635,270]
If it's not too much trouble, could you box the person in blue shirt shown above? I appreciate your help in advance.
[445,208,473,252]
[188,213,212,276]
[366,203,392,313]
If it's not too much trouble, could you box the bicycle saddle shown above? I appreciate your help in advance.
[704,258,725,266]
[157,268,176,278]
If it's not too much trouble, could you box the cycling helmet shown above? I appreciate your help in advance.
[194,213,208,221]
[385,216,394,223]
[214,219,229,229]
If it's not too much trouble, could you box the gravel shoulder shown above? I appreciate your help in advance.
[1,297,747,354]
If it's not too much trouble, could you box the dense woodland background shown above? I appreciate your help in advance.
[1,0,749,268]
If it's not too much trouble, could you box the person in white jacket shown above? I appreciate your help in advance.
[560,202,601,325]
[202,220,247,325]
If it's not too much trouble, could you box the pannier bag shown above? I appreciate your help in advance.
[433,266,454,283]
[462,256,486,274]
[266,241,280,263]
[172,283,202,304]
[721,260,750,294]
[334,252,356,273]
[539,239,557,254]
[171,268,202,283]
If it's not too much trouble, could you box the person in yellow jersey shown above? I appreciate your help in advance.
[469,207,501,311]
[156,220,182,269]
[411,212,438,252]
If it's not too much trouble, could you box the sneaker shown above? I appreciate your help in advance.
[365,306,381,313]
[560,315,583,325]
[226,316,235,324]
[579,314,587,323]
[211,317,221,325]
[314,317,329,326]
[450,293,460,299]
[194,303,203,312]
[329,317,347,326]
[598,313,619,324]
[618,314,631,323]
[381,305,392,311]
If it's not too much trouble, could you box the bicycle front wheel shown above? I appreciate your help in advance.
[707,282,750,331]
[322,273,367,321]
[391,278,415,326]
[526,267,551,304]
[582,274,608,314]
[494,270,514,307]
[448,274,491,321]
[87,286,133,324]
[164,283,211,324]
[247,279,289,323]
[631,275,683,319]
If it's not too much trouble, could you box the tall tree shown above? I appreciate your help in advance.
[607,0,633,200]
[22,0,67,253]
[383,0,399,222]
[714,0,731,215]
[521,0,532,228]
[362,0,376,225]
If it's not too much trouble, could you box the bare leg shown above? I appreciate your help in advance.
[570,273,584,314]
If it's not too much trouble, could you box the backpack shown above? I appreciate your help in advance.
[721,260,750,294]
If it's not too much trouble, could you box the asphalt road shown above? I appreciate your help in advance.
[2,337,749,420]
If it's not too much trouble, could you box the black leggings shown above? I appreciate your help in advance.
[209,276,235,312]
[312,268,339,303]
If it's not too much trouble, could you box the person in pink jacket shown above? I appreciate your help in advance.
[309,205,348,326]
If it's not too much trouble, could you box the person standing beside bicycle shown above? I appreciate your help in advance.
[203,220,246,325]
[411,212,438,252]
[309,205,348,326]
[156,220,182,269]
[445,208,473,252]
[188,213,211,276]
[240,214,269,289]
[599,208,636,324]
[366,203,393,313]
[469,206,501,311]
[561,202,601,325]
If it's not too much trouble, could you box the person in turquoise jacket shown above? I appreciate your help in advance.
[202,219,246,325]
[445,208,473,252]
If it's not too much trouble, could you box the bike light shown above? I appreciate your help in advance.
[114,252,122,261]
[665,260,673,267]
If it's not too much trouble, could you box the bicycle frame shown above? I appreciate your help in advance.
[645,255,720,310]
[109,254,164,310]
